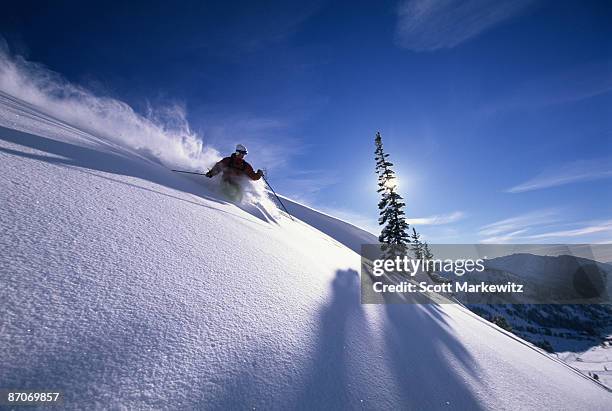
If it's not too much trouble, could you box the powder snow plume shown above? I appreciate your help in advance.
[0,41,219,172]
[0,42,277,208]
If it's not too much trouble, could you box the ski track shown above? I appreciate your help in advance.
[1,93,610,410]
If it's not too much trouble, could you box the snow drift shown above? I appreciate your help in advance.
[1,90,611,409]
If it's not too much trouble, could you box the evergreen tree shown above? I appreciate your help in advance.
[423,242,434,260]
[409,227,424,259]
[492,316,513,332]
[422,241,435,274]
[375,132,409,246]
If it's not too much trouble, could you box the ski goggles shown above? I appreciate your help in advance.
[236,150,247,155]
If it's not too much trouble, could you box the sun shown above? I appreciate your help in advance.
[384,177,399,190]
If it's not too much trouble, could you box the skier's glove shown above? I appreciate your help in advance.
[205,171,214,178]
[257,169,264,177]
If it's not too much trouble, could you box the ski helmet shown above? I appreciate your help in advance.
[236,144,248,154]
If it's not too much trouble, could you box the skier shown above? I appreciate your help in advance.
[205,144,264,181]
[205,144,264,200]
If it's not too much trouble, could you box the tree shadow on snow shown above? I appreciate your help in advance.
[382,299,485,409]
[186,269,487,409]
[295,270,486,409]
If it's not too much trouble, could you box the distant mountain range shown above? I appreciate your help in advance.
[451,253,612,354]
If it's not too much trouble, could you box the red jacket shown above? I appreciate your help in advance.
[209,154,262,181]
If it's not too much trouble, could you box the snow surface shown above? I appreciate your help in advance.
[279,196,378,254]
[559,336,612,389]
[1,92,611,410]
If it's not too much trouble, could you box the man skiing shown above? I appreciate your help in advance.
[205,144,264,200]
[205,144,264,182]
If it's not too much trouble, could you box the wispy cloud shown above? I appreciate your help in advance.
[479,209,559,242]
[395,0,536,51]
[407,211,465,225]
[484,61,612,114]
[479,209,612,243]
[506,158,612,193]
[480,229,530,244]
[525,220,612,240]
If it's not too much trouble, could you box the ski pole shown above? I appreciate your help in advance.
[171,169,208,175]
[262,175,294,221]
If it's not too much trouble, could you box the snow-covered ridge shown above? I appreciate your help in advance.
[1,92,610,409]
[279,196,378,254]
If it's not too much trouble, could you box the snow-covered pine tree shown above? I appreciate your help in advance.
[423,242,434,260]
[375,132,409,246]
[409,227,424,259]
[422,241,434,274]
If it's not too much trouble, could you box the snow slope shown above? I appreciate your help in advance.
[559,337,612,389]
[1,93,610,410]
[280,196,378,254]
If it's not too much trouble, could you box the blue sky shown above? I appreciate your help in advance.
[1,0,611,243]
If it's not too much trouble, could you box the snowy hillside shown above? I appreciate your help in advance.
[280,197,378,254]
[1,92,611,409]
[457,253,612,389]
[559,339,612,390]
